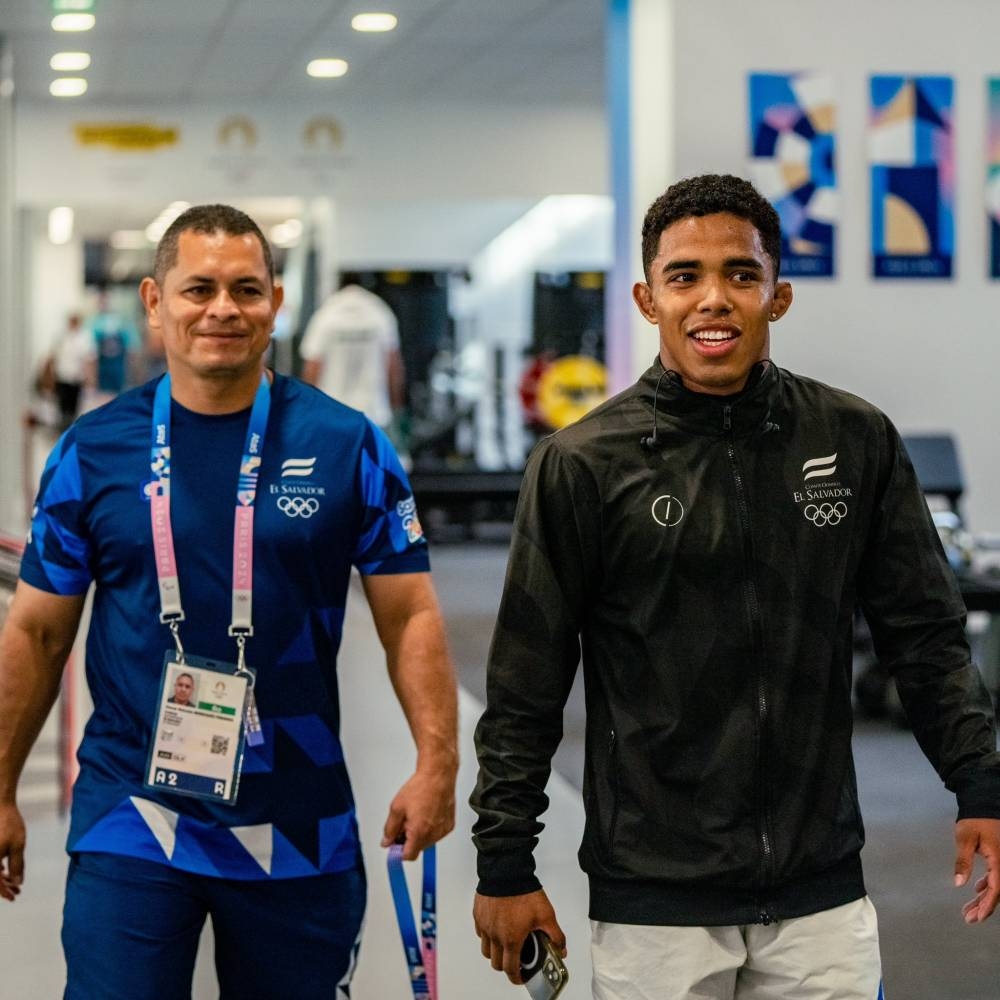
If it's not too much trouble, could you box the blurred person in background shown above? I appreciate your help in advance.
[85,286,142,404]
[49,312,91,431]
[299,273,407,449]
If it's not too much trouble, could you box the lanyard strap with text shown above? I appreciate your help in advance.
[149,372,270,746]
[387,844,437,999]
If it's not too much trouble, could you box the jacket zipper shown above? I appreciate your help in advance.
[608,728,620,851]
[724,403,774,923]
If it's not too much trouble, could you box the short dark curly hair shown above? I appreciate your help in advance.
[153,204,274,285]
[640,174,782,281]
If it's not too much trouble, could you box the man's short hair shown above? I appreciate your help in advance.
[153,204,275,285]
[640,174,782,281]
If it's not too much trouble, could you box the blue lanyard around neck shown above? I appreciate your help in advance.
[149,371,271,659]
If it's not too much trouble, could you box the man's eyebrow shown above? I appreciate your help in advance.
[180,274,266,286]
[724,257,765,270]
[661,258,701,272]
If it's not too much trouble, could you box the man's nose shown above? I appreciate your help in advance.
[697,275,732,312]
[207,289,240,318]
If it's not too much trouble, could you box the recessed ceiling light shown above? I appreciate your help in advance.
[50,51,91,71]
[50,77,88,97]
[48,207,75,245]
[307,58,349,79]
[351,12,398,32]
[51,13,96,31]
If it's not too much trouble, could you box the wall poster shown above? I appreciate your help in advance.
[869,75,954,278]
[987,79,1000,278]
[748,72,837,277]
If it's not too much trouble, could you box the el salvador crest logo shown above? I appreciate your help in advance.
[802,452,837,481]
[281,457,316,478]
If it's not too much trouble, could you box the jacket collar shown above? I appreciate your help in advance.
[639,356,782,437]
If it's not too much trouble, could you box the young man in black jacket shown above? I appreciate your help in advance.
[470,173,1000,998]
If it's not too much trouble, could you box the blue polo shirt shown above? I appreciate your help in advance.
[20,373,429,879]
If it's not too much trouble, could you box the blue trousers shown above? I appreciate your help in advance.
[62,851,366,999]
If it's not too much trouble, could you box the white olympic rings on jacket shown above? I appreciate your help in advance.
[803,502,847,526]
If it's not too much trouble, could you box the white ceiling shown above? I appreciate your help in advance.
[1,0,606,107]
[1,0,605,239]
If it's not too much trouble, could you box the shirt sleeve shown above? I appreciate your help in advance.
[19,429,93,595]
[351,420,429,574]
[858,416,1000,818]
[470,434,601,895]
[298,310,329,363]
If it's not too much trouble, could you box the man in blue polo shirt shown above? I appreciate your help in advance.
[0,204,458,999]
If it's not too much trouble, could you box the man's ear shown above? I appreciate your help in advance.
[633,281,657,324]
[139,276,162,329]
[769,280,793,321]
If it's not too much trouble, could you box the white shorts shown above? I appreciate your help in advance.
[591,897,883,1000]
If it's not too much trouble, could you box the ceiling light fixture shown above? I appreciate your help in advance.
[50,51,91,71]
[48,207,75,245]
[50,77,88,97]
[351,12,398,32]
[307,58,349,79]
[51,13,96,31]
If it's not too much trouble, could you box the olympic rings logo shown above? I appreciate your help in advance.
[277,496,319,518]
[804,502,847,527]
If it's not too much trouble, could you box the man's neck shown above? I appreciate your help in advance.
[167,366,269,415]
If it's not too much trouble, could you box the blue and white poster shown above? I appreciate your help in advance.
[986,79,1000,278]
[748,72,837,277]
[869,75,954,279]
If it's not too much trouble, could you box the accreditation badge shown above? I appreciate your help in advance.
[144,653,254,805]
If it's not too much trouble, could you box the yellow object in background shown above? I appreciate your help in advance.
[536,355,608,430]
[74,123,179,151]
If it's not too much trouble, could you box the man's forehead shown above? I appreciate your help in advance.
[171,229,269,275]
[655,214,767,263]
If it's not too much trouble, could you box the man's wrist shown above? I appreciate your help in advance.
[416,743,459,777]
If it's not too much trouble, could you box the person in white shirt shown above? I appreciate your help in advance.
[50,312,92,429]
[299,278,406,432]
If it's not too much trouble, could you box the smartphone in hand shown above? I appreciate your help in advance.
[520,930,569,1000]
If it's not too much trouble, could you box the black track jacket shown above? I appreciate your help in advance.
[471,359,1000,926]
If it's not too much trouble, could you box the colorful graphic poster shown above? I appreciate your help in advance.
[869,75,954,279]
[748,73,837,277]
[987,80,1000,278]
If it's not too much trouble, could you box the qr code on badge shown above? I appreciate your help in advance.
[211,735,230,755]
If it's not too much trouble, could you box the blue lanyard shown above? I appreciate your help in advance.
[149,372,271,744]
[387,844,437,999]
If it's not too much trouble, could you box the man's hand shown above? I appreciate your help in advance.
[0,802,26,902]
[380,762,456,860]
[473,889,566,985]
[954,817,1000,923]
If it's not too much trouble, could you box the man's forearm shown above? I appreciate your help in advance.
[0,624,70,801]
[385,604,458,770]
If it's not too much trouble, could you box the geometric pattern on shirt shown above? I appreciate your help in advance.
[71,796,358,879]
[242,714,344,776]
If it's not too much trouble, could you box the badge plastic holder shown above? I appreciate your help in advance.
[143,651,255,805]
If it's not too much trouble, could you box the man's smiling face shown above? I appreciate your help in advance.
[633,212,792,395]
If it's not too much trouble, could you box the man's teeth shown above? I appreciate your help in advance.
[692,330,736,342]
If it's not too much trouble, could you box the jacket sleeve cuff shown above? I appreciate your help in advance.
[954,763,1000,819]
[476,873,544,897]
[476,846,541,897]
